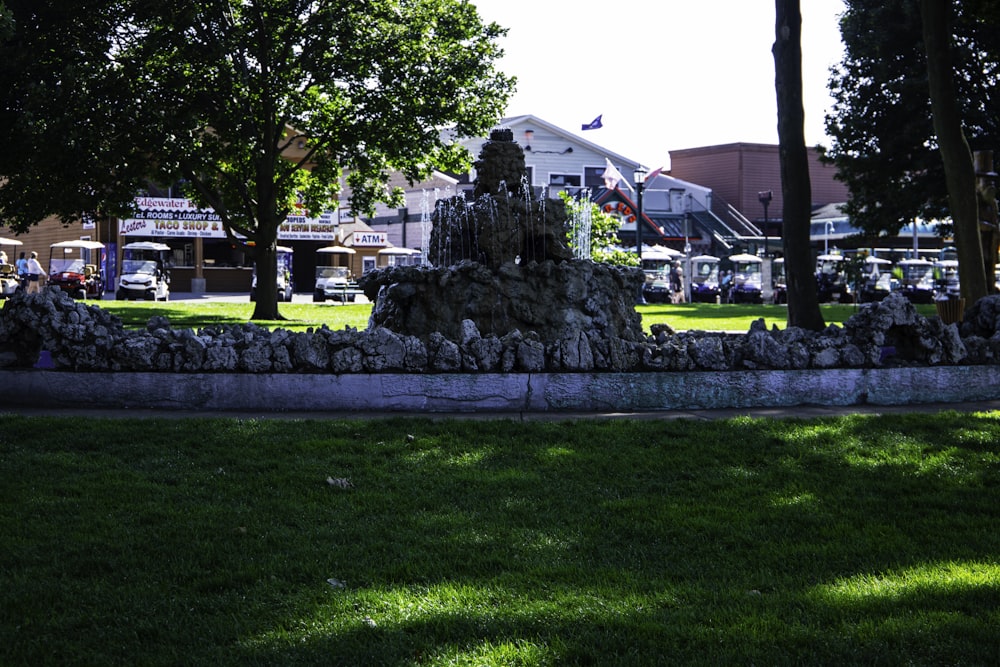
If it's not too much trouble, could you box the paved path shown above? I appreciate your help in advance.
[92,291,371,304]
[8,399,1000,422]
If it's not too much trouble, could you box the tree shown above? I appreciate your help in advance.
[0,1,153,228]
[0,0,513,319]
[773,0,824,330]
[823,0,1000,296]
[559,192,638,266]
[920,0,988,302]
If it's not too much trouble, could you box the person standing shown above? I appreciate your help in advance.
[25,251,47,294]
[16,251,28,289]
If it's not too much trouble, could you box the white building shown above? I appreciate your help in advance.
[359,114,760,261]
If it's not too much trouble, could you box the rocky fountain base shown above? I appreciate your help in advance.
[362,260,643,347]
[360,128,643,351]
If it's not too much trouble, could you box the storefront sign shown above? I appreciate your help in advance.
[120,197,338,240]
[353,231,387,247]
[278,212,338,240]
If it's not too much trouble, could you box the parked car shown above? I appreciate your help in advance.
[117,241,171,301]
[48,240,105,300]
[726,253,763,304]
[689,255,721,303]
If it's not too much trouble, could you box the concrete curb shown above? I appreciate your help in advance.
[5,365,1000,413]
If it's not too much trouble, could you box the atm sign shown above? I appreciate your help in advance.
[353,232,387,247]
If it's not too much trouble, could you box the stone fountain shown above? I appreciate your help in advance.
[360,129,645,352]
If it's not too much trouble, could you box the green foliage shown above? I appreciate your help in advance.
[823,0,1000,236]
[0,3,11,41]
[0,0,514,317]
[1,411,999,664]
[0,0,513,231]
[840,251,868,299]
[558,191,637,266]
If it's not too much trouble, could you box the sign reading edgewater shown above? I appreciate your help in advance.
[119,198,338,240]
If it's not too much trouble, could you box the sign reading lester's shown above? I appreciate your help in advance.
[353,231,387,247]
[120,197,338,240]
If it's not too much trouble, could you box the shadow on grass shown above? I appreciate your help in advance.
[106,304,247,329]
[1,414,998,664]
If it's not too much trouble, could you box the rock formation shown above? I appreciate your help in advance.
[361,128,643,353]
[0,288,989,374]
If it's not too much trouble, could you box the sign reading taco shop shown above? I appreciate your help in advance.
[119,198,225,238]
[119,197,337,240]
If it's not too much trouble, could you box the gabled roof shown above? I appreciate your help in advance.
[498,115,642,171]
[593,188,685,242]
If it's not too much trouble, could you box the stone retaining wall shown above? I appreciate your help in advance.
[4,288,999,374]
[4,365,1000,413]
[4,288,1000,413]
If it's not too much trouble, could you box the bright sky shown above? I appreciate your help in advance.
[471,0,846,170]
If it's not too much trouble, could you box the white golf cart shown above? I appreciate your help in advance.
[250,245,294,302]
[314,246,359,302]
[117,241,172,301]
[726,253,763,304]
[0,236,24,298]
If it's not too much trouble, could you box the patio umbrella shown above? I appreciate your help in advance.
[377,246,420,255]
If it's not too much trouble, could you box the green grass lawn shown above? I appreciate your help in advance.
[94,300,940,334]
[1,412,998,665]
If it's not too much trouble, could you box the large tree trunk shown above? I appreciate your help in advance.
[250,241,281,320]
[248,161,286,320]
[774,0,824,331]
[976,151,999,292]
[920,0,988,303]
[249,200,284,320]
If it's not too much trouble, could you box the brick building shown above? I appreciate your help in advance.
[669,142,850,241]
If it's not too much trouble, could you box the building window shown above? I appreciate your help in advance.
[549,173,581,187]
[584,167,606,189]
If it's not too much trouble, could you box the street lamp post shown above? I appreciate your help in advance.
[634,165,648,304]
[758,190,772,257]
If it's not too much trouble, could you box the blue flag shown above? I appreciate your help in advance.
[581,114,603,130]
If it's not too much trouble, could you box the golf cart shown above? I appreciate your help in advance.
[771,257,787,304]
[642,266,675,303]
[815,253,853,303]
[896,258,936,304]
[0,236,24,298]
[48,240,105,299]
[726,253,763,304]
[858,256,895,303]
[934,259,960,299]
[314,246,359,302]
[250,245,294,302]
[117,241,172,301]
[689,255,721,303]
